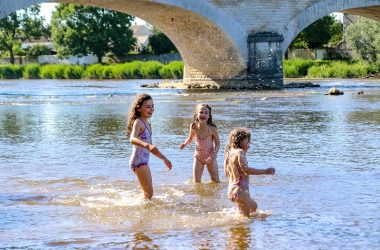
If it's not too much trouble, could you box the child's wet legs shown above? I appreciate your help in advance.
[250,198,258,214]
[236,192,254,217]
[135,165,153,199]
[193,159,204,183]
[207,159,220,183]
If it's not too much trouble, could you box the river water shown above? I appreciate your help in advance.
[0,79,379,249]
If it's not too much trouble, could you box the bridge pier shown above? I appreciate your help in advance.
[184,32,284,89]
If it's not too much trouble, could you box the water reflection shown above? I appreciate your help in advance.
[227,224,253,250]
[124,232,158,250]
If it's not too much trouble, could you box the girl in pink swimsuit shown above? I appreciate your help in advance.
[126,93,172,200]
[179,104,220,183]
[224,127,275,217]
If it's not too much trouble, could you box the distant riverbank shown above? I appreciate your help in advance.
[0,59,378,80]
[0,61,183,80]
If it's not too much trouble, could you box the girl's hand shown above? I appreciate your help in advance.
[164,159,172,170]
[266,168,275,175]
[179,143,186,150]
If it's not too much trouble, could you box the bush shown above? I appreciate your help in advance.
[26,45,51,57]
[23,64,41,79]
[0,65,24,79]
[84,64,104,79]
[140,61,163,78]
[159,61,183,79]
[64,65,84,79]
[40,65,66,79]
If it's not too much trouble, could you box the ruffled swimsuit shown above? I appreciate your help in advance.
[129,119,152,171]
[193,127,214,165]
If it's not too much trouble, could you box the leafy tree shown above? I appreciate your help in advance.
[0,5,48,64]
[26,44,51,57]
[290,15,343,49]
[345,17,380,63]
[148,29,177,55]
[51,4,136,63]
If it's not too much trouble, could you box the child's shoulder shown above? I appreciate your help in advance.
[210,125,218,132]
[133,118,144,126]
[231,148,245,156]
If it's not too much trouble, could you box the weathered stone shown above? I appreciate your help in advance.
[325,87,344,95]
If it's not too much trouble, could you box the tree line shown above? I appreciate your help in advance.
[0,4,177,64]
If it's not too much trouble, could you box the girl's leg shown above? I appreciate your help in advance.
[134,165,153,199]
[249,198,258,214]
[193,158,204,183]
[206,158,220,183]
[236,192,254,217]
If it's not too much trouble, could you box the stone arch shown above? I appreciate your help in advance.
[283,0,380,54]
[0,0,248,87]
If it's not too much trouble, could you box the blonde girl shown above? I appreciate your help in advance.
[224,127,275,217]
[126,93,172,199]
[179,103,220,183]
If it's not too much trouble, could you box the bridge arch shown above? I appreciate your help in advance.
[283,0,380,54]
[0,0,247,88]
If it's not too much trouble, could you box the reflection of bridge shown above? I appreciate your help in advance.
[2,1,380,89]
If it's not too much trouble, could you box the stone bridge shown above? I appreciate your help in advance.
[1,0,380,89]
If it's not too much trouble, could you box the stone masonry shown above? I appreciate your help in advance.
[1,0,380,89]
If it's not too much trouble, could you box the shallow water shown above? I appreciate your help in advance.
[0,79,379,249]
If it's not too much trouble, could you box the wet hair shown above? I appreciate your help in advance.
[224,127,251,158]
[126,93,152,137]
[192,103,216,128]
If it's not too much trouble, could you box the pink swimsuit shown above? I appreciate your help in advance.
[193,128,214,165]
[129,119,152,171]
[228,175,249,202]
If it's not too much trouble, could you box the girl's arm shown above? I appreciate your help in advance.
[237,150,275,175]
[148,145,172,170]
[211,126,220,157]
[130,119,172,170]
[179,124,195,150]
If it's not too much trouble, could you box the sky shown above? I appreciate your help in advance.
[40,3,146,25]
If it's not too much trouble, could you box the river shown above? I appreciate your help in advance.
[0,79,379,249]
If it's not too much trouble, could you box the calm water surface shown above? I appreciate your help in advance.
[0,79,379,249]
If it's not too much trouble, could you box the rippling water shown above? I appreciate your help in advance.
[0,79,379,249]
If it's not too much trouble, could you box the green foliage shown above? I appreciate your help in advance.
[83,64,104,79]
[345,17,380,63]
[148,30,178,55]
[283,59,375,78]
[0,4,49,64]
[64,65,84,79]
[23,64,40,79]
[0,65,24,79]
[283,59,321,77]
[290,15,343,49]
[40,64,66,79]
[159,61,183,79]
[51,4,136,63]
[139,61,163,78]
[26,44,51,57]
[0,61,184,79]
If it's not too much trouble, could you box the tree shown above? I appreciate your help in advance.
[51,4,136,63]
[148,29,177,55]
[0,5,48,64]
[290,15,343,49]
[345,17,380,63]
